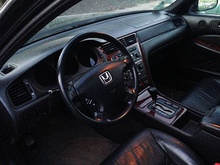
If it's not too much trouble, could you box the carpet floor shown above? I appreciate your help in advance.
[24,111,119,165]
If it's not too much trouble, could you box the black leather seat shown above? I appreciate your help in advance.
[181,77,220,115]
[102,129,204,165]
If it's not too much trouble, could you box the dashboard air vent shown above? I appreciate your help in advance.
[101,43,118,55]
[172,19,183,27]
[1,64,16,75]
[8,81,33,107]
[101,34,136,55]
[122,34,136,47]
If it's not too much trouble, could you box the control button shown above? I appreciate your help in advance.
[128,47,136,52]
[135,52,140,58]
[118,54,122,57]
[165,101,172,106]
[114,55,119,60]
[124,70,134,88]
[172,104,179,109]
[82,98,99,109]
[138,64,143,70]
[98,52,103,58]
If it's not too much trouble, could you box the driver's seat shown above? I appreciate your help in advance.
[101,129,204,165]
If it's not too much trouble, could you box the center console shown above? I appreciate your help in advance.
[102,33,188,126]
[136,87,187,125]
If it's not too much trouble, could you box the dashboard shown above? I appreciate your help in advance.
[0,11,188,139]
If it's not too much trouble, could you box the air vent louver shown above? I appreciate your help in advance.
[122,34,136,47]
[101,34,136,55]
[8,82,32,107]
[102,43,119,55]
[1,64,16,75]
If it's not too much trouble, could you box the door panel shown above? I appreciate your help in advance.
[178,15,220,83]
[149,15,220,100]
[183,15,220,36]
[168,16,220,86]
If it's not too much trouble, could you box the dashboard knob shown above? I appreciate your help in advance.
[138,64,143,70]
[135,52,140,58]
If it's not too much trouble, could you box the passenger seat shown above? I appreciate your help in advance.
[180,77,220,115]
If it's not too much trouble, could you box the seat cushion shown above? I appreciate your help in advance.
[180,78,220,115]
[101,129,204,165]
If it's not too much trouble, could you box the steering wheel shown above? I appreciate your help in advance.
[57,32,138,124]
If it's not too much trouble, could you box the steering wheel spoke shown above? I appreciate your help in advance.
[66,81,78,101]
[124,92,136,104]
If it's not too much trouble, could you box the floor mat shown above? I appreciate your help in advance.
[24,111,119,165]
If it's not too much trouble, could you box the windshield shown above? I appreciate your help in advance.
[27,0,176,44]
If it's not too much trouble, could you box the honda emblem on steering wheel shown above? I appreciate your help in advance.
[99,71,112,85]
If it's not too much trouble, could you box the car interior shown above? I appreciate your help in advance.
[0,0,220,164]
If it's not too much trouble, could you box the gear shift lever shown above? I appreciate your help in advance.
[148,87,157,106]
[147,87,177,117]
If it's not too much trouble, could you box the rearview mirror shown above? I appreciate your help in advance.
[197,0,218,11]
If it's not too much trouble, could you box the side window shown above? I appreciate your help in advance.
[193,0,219,15]
[153,0,176,10]
[0,0,7,7]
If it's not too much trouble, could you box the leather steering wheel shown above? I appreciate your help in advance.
[57,32,138,124]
